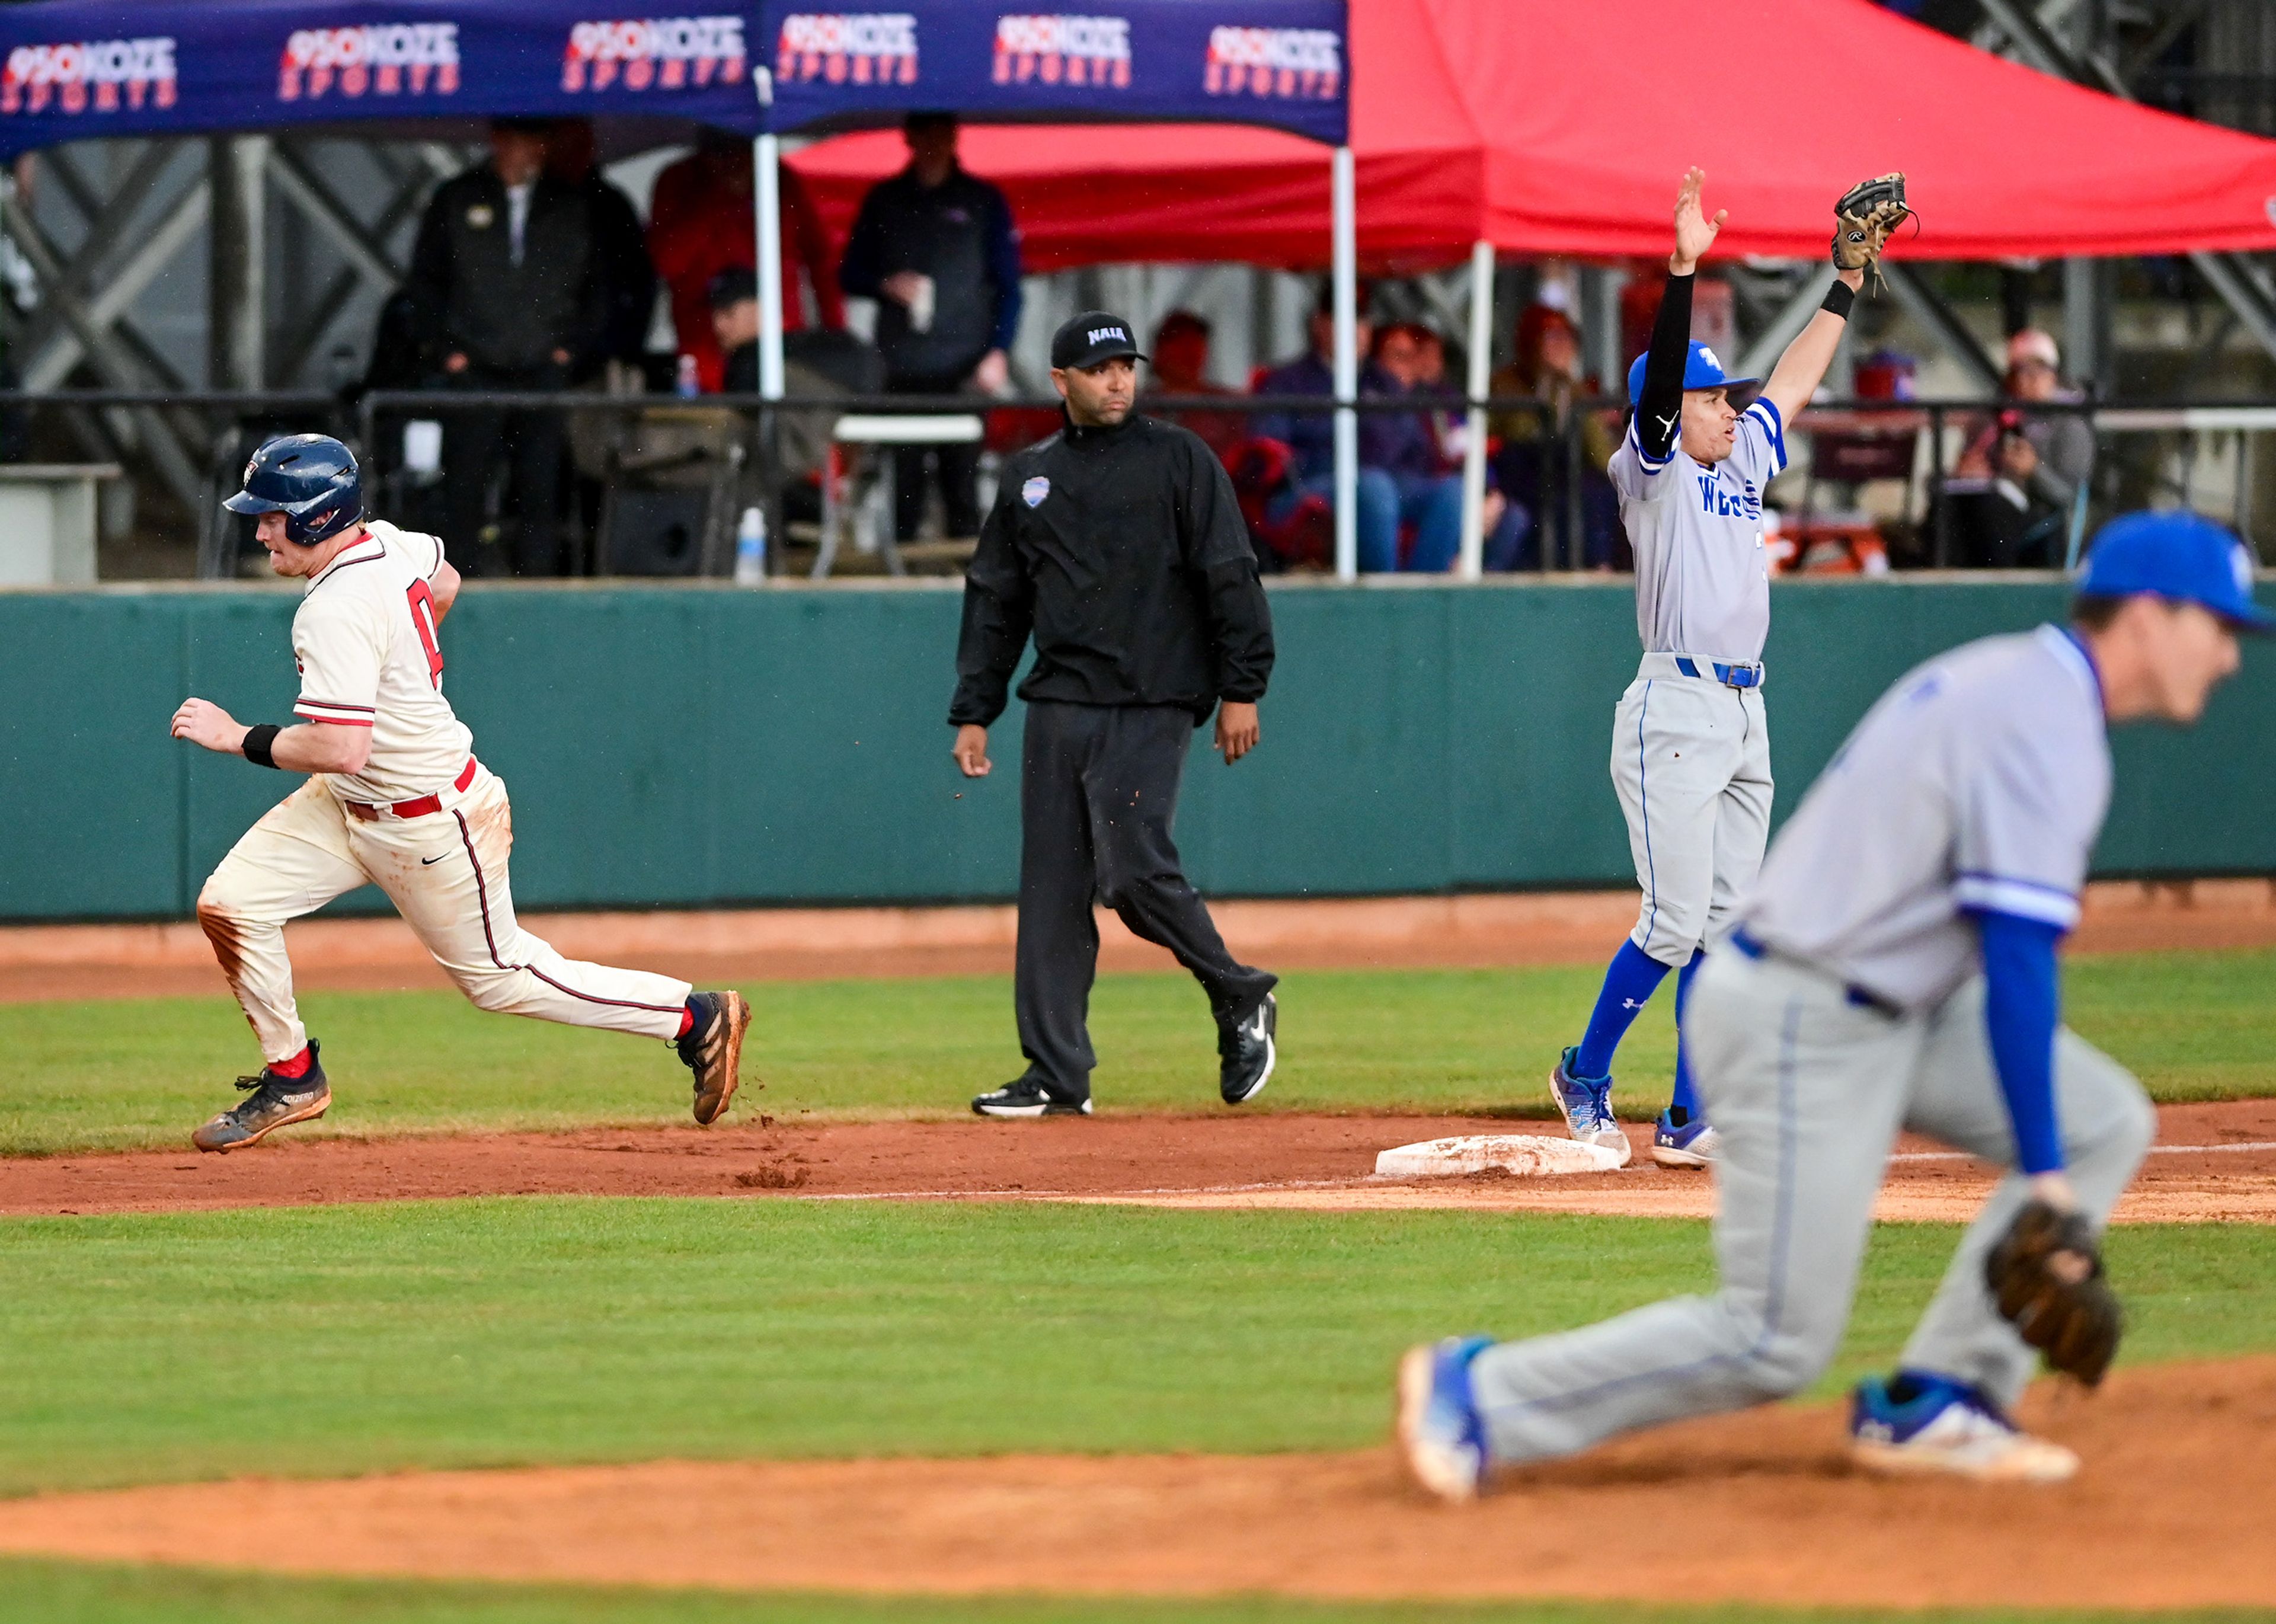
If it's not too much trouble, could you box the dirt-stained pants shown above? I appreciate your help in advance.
[198,767,690,1064]
[1466,948,2153,1465]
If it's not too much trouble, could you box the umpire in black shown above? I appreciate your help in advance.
[951,311,1278,1118]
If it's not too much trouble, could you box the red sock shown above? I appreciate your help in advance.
[270,1046,314,1079]
[675,1006,696,1039]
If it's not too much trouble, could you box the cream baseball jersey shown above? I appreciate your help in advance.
[1608,395,1787,665]
[290,519,473,804]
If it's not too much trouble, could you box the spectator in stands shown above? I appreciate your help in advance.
[1252,291,1417,572]
[648,130,843,394]
[839,112,1023,542]
[1951,327,2096,565]
[1363,319,1514,573]
[403,117,607,577]
[544,119,656,376]
[1139,309,1246,461]
[1489,299,1622,570]
[711,267,762,395]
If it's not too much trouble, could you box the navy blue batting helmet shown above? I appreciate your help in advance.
[224,433,363,545]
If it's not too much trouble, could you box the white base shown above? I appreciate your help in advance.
[1374,1133,1631,1179]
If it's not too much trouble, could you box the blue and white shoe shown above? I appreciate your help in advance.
[1850,1372,2079,1483]
[1650,1108,1719,1168]
[1396,1335,1495,1501]
[1550,1047,1625,1152]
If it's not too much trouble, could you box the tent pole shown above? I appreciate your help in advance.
[753,69,785,401]
[1457,238,1492,580]
[1331,144,1357,582]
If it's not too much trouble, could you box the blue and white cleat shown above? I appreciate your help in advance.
[1849,1372,2078,1484]
[1551,1047,1626,1152]
[1396,1335,1494,1502]
[1650,1108,1719,1168]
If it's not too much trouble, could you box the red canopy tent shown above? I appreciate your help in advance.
[787,0,2276,270]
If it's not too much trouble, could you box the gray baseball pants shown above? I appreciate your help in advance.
[1468,947,2153,1465]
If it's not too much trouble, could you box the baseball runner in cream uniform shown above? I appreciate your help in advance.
[1549,170,1872,1168]
[171,434,749,1152]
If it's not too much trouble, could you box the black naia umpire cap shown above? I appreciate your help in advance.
[1051,310,1147,370]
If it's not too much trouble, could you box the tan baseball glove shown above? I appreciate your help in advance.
[1832,172,1910,282]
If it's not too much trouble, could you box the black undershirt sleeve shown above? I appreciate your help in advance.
[1634,270,1696,462]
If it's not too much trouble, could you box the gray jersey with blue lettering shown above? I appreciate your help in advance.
[1607,395,1786,664]
[1739,624,2110,1011]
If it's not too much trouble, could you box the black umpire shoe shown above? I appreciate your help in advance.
[971,1078,1094,1118]
[1218,993,1277,1105]
[192,1041,332,1152]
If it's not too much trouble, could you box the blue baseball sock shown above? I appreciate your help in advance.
[1668,948,1705,1123]
[1572,939,1673,1079]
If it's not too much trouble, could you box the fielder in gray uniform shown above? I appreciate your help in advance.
[1549,169,1878,1169]
[1404,510,2264,1491]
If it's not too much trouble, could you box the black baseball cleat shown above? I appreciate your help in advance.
[971,1079,1093,1118]
[1218,992,1277,1105]
[193,1041,332,1152]
[678,990,753,1125]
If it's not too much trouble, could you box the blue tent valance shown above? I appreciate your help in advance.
[758,1,1346,145]
[0,0,1346,158]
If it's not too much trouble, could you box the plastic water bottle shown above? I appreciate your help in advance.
[676,353,701,398]
[734,506,767,585]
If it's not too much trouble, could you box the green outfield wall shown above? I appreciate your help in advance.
[1,576,2267,922]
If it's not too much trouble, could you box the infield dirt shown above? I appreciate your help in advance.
[0,1358,2268,1609]
[7,1100,2275,1223]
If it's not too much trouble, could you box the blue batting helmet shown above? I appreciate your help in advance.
[223,433,363,545]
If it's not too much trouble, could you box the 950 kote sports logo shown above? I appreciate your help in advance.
[1,37,176,116]
[1204,25,1340,101]
[993,14,1131,88]
[279,24,460,101]
[562,17,746,93]
[775,12,918,86]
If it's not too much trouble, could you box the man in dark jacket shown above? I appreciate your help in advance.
[403,118,607,576]
[839,111,1022,543]
[950,311,1278,1119]
[544,117,656,375]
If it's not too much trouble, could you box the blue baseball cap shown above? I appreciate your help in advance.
[1626,342,1760,407]
[2077,510,2272,633]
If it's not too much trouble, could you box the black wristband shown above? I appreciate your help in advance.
[1821,279,1857,321]
[241,724,282,769]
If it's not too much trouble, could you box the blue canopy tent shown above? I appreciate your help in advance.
[749,1,1358,573]
[0,0,1357,571]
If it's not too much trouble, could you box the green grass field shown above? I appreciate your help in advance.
[6,949,2274,1621]
[2,949,2271,1155]
[7,1561,2266,1624]
[17,1561,2267,1624]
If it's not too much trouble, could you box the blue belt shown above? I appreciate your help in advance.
[1728,928,1902,1018]
[1676,657,1763,689]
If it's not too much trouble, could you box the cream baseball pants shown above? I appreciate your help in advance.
[197,766,691,1064]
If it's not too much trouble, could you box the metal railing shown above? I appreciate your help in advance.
[2,385,2262,581]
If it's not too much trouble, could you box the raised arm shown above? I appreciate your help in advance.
[1758,265,1864,427]
[1762,173,1910,426]
[1634,170,1724,463]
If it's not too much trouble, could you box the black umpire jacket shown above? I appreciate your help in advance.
[950,411,1274,728]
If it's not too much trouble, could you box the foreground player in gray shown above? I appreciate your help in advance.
[1402,510,2264,1491]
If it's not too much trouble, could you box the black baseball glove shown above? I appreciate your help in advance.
[1832,172,1910,282]
[1984,1197,2121,1387]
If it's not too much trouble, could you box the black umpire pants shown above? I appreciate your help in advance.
[1016,701,1276,1101]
